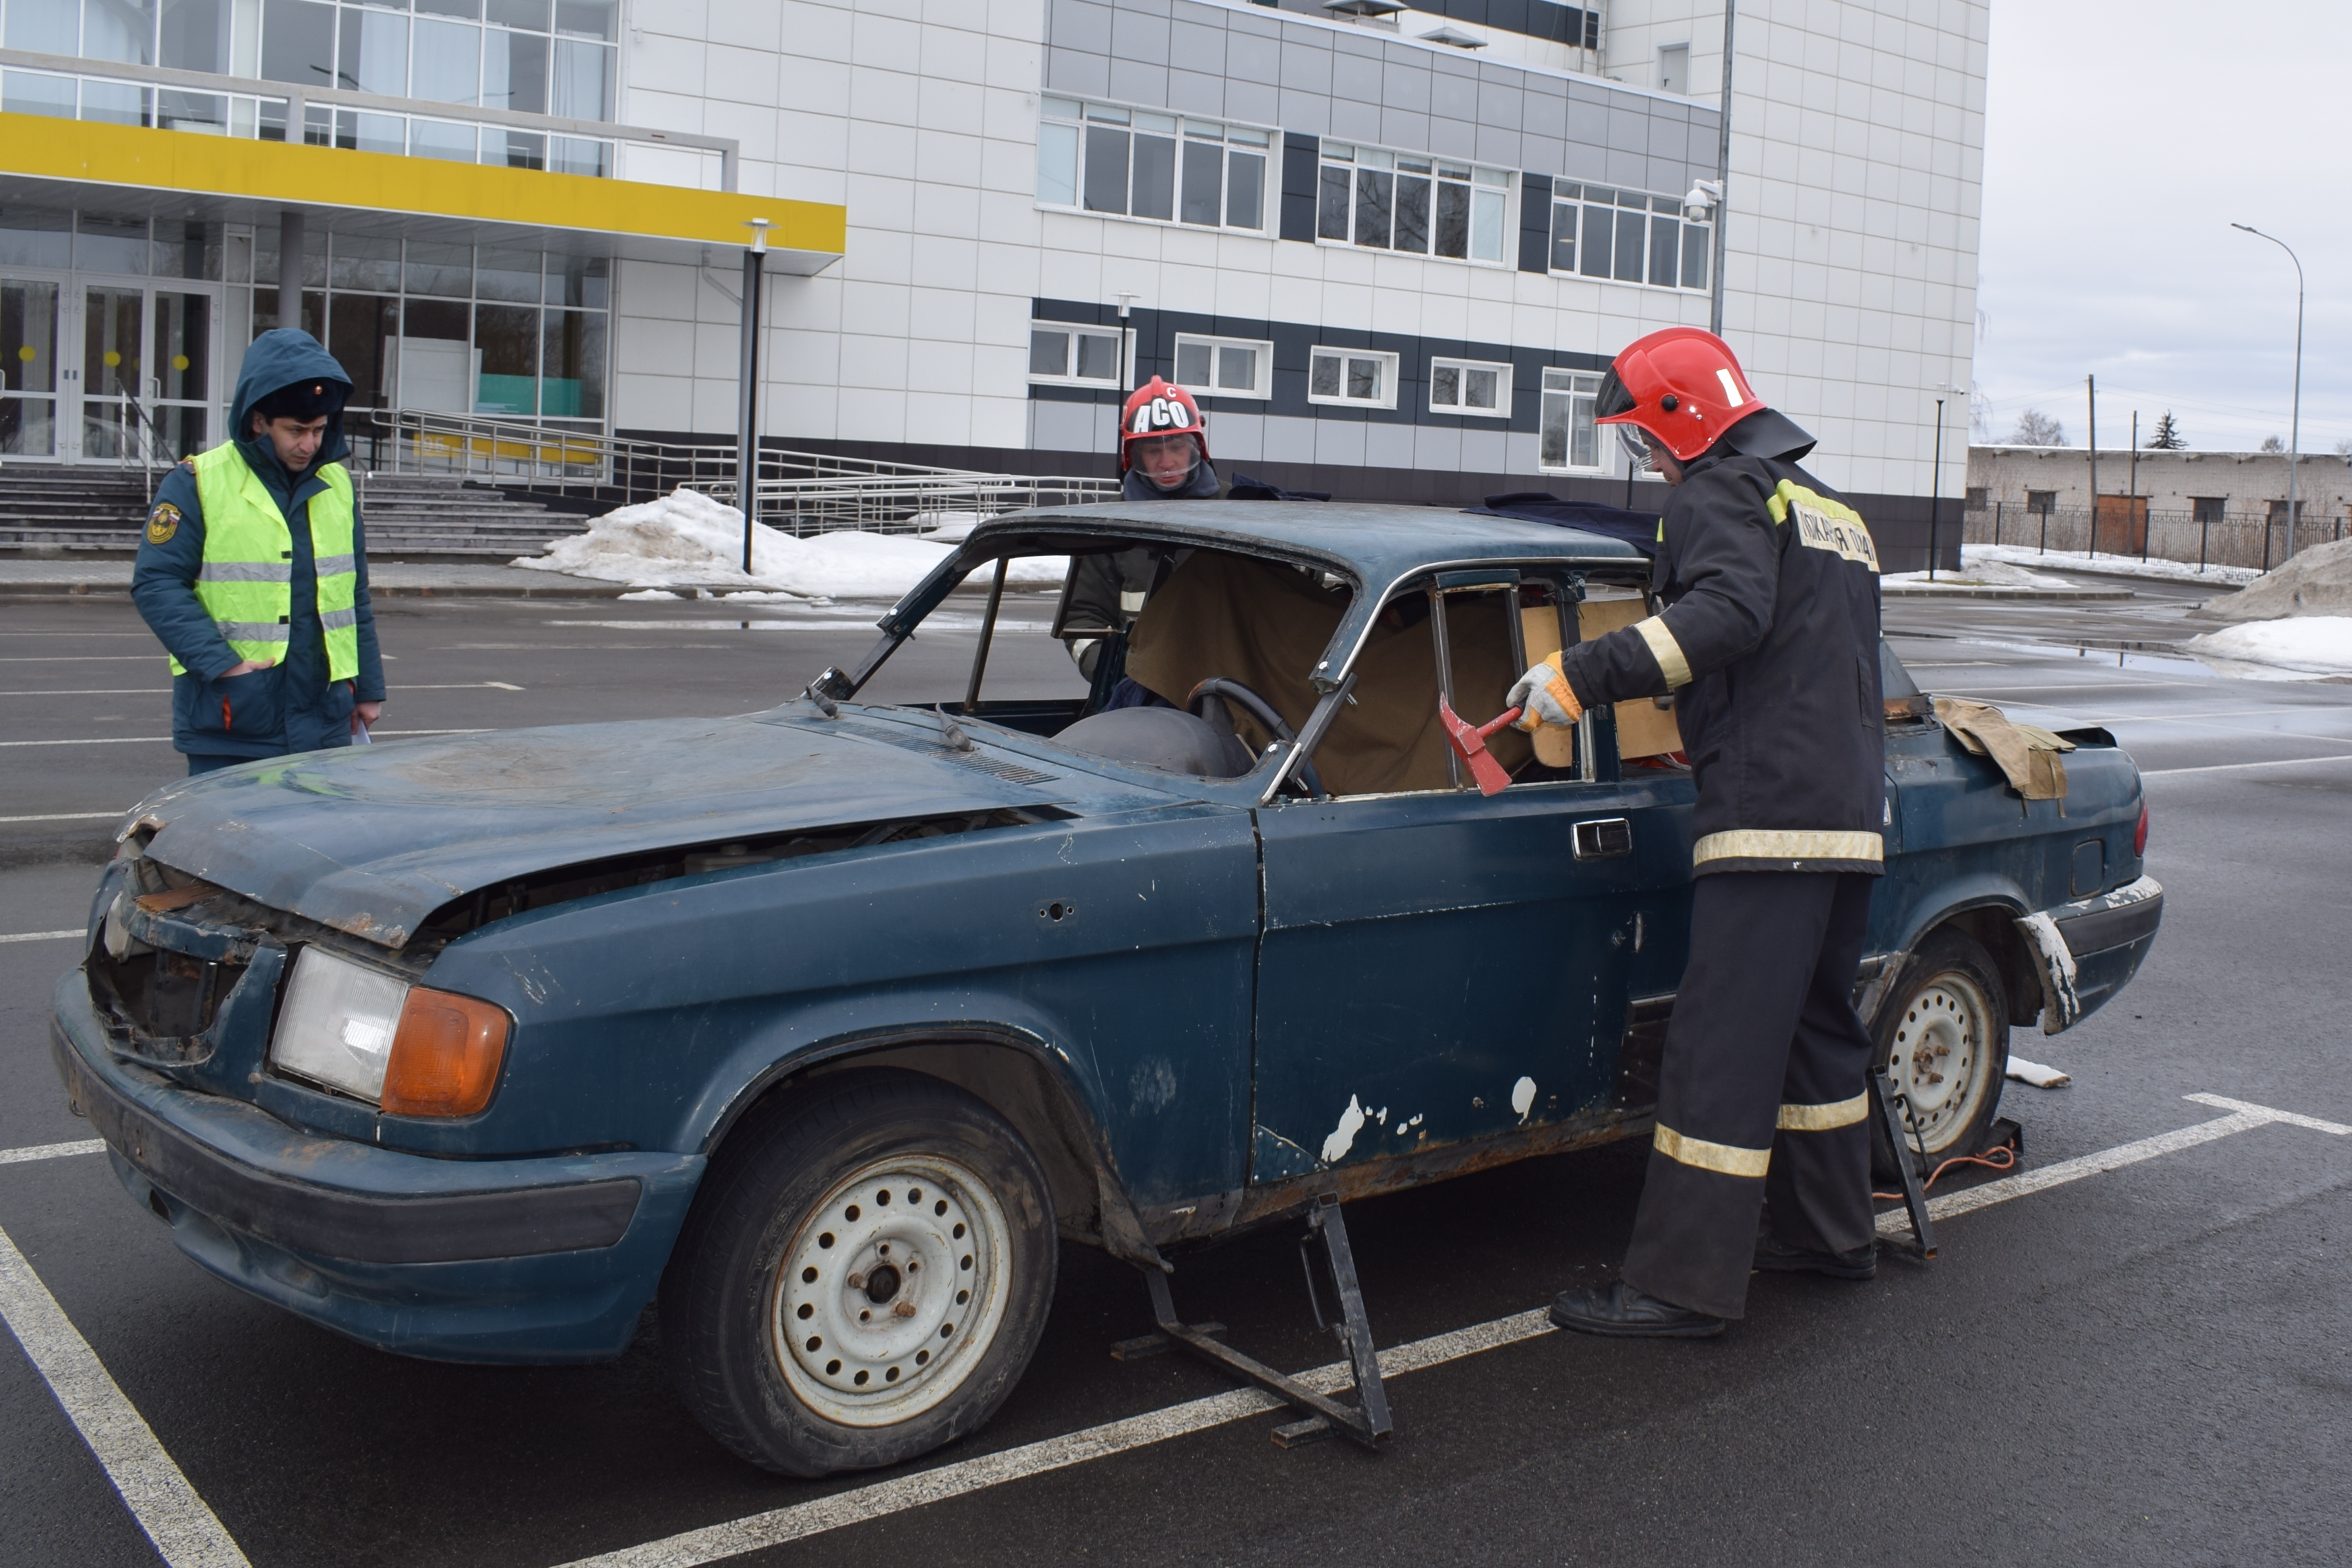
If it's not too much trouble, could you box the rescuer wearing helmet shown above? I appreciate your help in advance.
[1067,377,1222,683]
[1118,375,1220,500]
[1508,327,1888,1338]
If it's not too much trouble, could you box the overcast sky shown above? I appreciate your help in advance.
[1973,0,2349,453]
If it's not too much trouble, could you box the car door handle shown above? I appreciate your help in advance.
[1572,817,1633,860]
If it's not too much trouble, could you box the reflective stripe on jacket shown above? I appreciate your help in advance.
[175,443,359,682]
[1556,452,1886,876]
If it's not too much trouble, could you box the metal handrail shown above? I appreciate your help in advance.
[379,409,1119,536]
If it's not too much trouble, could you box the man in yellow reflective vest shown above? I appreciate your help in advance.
[132,329,385,775]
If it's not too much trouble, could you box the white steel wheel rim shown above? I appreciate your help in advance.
[769,1153,1014,1428]
[1886,971,1990,1153]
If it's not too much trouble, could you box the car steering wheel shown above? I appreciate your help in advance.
[1186,678,1326,797]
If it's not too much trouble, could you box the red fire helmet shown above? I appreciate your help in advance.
[1594,327,1772,464]
[1119,376,1210,473]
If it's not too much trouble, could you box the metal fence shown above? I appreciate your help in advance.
[1963,504,2350,573]
[371,410,1119,536]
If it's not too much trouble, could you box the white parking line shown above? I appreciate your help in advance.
[1,931,86,945]
[0,1140,105,1165]
[0,730,490,747]
[0,1224,251,1567]
[562,1095,2342,1568]
[1,1097,2337,1568]
[0,812,123,824]
[2143,753,2352,777]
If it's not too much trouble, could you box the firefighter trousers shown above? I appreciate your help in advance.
[1621,870,1879,1320]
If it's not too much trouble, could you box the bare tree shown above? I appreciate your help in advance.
[1969,382,1996,442]
[2333,436,2352,459]
[2260,435,2286,454]
[2008,408,2066,446]
[2146,410,2186,450]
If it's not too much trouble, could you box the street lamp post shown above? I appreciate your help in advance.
[2231,223,2304,560]
[1929,395,1946,581]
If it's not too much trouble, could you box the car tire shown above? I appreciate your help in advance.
[659,1066,1057,1476]
[1869,927,2010,1178]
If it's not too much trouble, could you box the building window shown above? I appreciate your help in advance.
[1307,347,1398,409]
[2026,490,2057,515]
[1658,44,1689,95]
[1173,333,1272,400]
[1316,143,1511,264]
[1550,184,1710,291]
[2191,497,2226,524]
[1539,368,1603,470]
[1964,486,1988,508]
[1036,99,1268,232]
[1029,321,1127,386]
[1429,357,1511,418]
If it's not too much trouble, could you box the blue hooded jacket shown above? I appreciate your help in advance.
[132,330,386,760]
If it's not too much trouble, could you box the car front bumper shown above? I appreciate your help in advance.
[52,968,704,1364]
[2014,874,2165,1033]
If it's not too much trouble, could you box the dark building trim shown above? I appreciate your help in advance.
[1518,172,1552,272]
[1268,0,1597,48]
[1279,132,1319,244]
[1031,297,1609,435]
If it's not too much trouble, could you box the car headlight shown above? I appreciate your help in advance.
[270,946,509,1117]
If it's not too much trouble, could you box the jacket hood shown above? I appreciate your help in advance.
[230,329,355,468]
[131,712,1078,948]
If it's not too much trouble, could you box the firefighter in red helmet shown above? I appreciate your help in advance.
[1118,375,1221,499]
[1508,326,1889,1338]
[1066,377,1224,687]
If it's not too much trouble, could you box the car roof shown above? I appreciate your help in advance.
[960,499,1648,582]
[877,500,1652,695]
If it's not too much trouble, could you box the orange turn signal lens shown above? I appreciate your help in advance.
[380,986,510,1118]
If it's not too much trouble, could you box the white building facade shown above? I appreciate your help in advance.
[0,0,1986,551]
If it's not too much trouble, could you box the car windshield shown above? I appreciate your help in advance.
[830,528,1668,797]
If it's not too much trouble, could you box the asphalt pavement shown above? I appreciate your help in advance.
[1,575,2346,1567]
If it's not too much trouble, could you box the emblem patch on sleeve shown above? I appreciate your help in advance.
[145,503,181,544]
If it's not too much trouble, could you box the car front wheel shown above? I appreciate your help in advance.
[1870,927,2010,1169]
[660,1066,1056,1476]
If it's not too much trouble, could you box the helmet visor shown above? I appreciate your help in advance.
[1616,424,1654,471]
[1594,366,1639,421]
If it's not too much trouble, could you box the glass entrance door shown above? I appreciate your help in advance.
[60,282,219,464]
[80,284,147,461]
[1,278,61,458]
[150,290,214,459]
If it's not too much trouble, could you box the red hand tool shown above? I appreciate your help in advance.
[1437,696,1522,796]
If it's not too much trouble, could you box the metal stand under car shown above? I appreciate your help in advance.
[1112,1193,1394,1450]
[1870,1065,1938,1260]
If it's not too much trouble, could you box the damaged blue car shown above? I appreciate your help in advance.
[51,501,2162,1475]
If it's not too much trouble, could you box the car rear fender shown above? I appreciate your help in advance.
[698,1024,1165,1273]
[1861,880,2041,1032]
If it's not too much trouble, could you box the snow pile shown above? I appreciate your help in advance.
[1966,543,2266,588]
[2191,537,2352,624]
[2183,617,2352,679]
[515,488,1064,599]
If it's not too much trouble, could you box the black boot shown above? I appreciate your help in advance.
[1752,1235,1877,1280]
[1549,1280,1725,1338]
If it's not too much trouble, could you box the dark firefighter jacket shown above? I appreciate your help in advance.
[1555,435,1886,876]
[132,330,386,760]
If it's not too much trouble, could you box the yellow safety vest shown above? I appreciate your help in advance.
[171,444,359,682]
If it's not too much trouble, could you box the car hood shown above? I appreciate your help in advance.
[132,711,1074,949]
